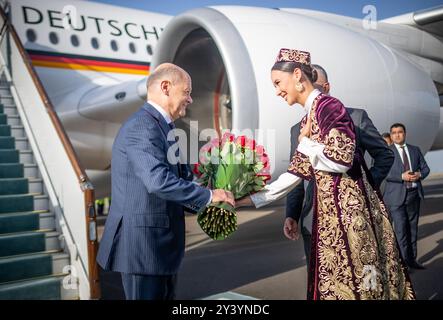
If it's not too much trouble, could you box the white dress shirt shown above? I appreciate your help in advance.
[394,143,417,188]
[148,100,173,124]
[250,90,351,208]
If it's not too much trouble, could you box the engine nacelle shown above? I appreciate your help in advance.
[152,6,440,177]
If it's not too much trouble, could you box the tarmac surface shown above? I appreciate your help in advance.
[98,174,443,300]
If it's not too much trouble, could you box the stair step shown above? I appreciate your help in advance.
[0,95,14,105]
[19,150,33,164]
[0,124,11,136]
[0,177,28,195]
[0,149,19,163]
[33,194,49,211]
[29,178,43,194]
[0,136,14,149]
[14,137,28,150]
[0,273,77,300]
[0,163,23,178]
[11,125,25,138]
[2,105,17,116]
[0,193,34,213]
[6,114,21,126]
[24,163,39,178]
[0,230,60,257]
[0,88,9,95]
[0,113,6,124]
[0,210,53,234]
[0,251,68,283]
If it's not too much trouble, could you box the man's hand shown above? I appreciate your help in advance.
[402,171,420,182]
[283,217,299,240]
[235,196,253,208]
[211,189,235,207]
[410,172,421,182]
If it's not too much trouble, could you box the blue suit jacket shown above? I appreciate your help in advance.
[97,103,211,275]
[383,143,430,207]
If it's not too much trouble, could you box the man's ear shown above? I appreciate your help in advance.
[324,82,330,95]
[160,80,170,96]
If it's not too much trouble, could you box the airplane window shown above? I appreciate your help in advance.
[26,29,37,43]
[49,32,59,45]
[71,35,80,47]
[129,42,136,54]
[91,37,99,49]
[110,40,118,51]
[146,44,153,56]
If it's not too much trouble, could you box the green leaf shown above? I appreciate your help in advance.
[215,165,227,188]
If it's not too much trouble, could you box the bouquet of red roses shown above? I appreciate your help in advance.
[193,132,271,240]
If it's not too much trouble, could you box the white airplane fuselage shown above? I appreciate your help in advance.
[8,0,443,197]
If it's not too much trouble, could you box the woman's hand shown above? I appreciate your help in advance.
[298,116,312,143]
[235,196,253,208]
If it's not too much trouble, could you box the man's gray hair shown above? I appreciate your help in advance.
[146,63,187,90]
[311,64,328,82]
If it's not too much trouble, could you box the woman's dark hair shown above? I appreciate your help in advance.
[272,61,318,83]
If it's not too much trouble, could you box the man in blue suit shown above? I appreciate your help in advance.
[384,123,430,269]
[97,63,235,300]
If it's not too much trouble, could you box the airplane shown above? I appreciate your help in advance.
[8,0,443,198]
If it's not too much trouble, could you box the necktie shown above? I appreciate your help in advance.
[168,122,182,177]
[401,145,412,188]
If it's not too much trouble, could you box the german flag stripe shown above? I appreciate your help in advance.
[27,50,150,75]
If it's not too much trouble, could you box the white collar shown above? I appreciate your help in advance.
[394,143,407,150]
[304,89,321,115]
[148,100,173,124]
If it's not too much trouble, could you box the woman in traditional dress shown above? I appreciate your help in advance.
[237,48,415,300]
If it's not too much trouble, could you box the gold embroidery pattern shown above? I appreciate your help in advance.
[276,48,311,65]
[293,94,414,299]
[361,169,415,300]
[288,115,314,179]
[308,95,354,166]
[309,100,321,143]
[288,151,312,179]
[315,171,355,300]
[338,174,384,299]
[323,128,355,165]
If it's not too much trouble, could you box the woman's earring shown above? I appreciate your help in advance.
[295,82,304,92]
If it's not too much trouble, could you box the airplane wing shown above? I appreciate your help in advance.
[382,5,443,39]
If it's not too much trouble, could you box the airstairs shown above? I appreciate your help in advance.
[0,5,100,299]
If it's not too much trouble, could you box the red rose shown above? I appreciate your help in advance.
[193,163,201,176]
[261,155,269,168]
[245,138,256,150]
[236,135,247,147]
[255,145,265,156]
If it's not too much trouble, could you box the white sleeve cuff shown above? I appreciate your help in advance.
[250,172,301,208]
[297,137,349,173]
[206,190,212,206]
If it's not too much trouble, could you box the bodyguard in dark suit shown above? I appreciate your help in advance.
[97,64,234,300]
[384,123,430,269]
[284,64,394,270]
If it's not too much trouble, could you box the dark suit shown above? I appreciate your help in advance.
[383,143,430,265]
[97,103,211,300]
[286,108,394,267]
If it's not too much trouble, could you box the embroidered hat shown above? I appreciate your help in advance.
[275,48,311,66]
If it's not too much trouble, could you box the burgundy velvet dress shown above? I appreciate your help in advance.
[288,93,415,300]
